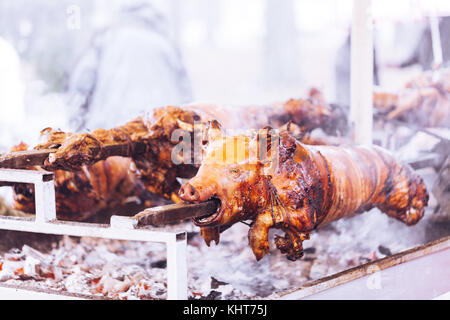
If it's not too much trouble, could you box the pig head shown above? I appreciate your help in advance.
[178,122,314,261]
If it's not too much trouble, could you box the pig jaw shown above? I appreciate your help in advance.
[178,179,232,227]
[191,191,252,228]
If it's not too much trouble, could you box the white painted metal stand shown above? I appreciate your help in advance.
[0,169,188,300]
[429,2,443,67]
[276,236,450,300]
[350,0,373,146]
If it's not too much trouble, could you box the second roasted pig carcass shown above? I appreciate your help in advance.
[373,67,450,127]
[13,91,345,220]
[178,123,429,260]
[10,142,165,221]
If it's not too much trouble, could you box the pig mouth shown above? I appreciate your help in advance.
[193,197,224,226]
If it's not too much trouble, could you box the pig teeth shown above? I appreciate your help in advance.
[193,197,222,225]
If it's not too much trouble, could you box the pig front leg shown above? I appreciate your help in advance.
[248,211,274,261]
[248,208,309,261]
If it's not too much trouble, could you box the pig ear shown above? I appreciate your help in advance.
[202,120,223,145]
[279,121,305,140]
[176,119,194,132]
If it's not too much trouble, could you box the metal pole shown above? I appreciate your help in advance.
[166,233,188,300]
[429,8,443,66]
[34,180,56,223]
[350,0,373,146]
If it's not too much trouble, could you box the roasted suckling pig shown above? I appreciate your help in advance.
[26,91,345,205]
[185,88,346,135]
[178,123,429,261]
[373,67,450,127]
[10,142,164,221]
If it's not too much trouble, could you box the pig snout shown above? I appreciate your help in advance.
[179,183,200,202]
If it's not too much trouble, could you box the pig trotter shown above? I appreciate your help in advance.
[274,231,309,261]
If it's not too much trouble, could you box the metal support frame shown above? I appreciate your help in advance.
[350,0,373,146]
[276,236,450,300]
[1,170,448,300]
[0,169,188,300]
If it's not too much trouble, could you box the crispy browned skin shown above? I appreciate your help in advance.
[373,68,450,127]
[12,91,343,221]
[178,125,429,261]
[186,88,344,134]
[34,91,345,202]
[11,143,162,221]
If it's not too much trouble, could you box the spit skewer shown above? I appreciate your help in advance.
[0,142,148,169]
[110,199,219,229]
[0,149,55,169]
[0,144,219,227]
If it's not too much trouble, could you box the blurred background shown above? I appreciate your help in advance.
[0,0,449,150]
[0,1,449,299]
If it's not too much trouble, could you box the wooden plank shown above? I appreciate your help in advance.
[135,200,219,226]
[0,142,148,169]
[0,149,55,169]
[110,200,219,229]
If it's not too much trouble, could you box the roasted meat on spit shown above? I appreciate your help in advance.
[178,123,429,261]
[373,67,450,127]
[12,91,345,219]
[10,142,164,221]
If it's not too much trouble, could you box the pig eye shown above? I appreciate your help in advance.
[230,168,240,177]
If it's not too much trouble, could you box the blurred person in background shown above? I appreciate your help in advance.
[0,37,25,151]
[0,0,192,144]
[66,1,192,131]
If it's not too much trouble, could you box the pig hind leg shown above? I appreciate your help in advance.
[274,229,310,261]
[376,163,428,226]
